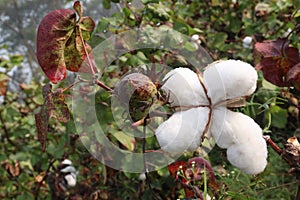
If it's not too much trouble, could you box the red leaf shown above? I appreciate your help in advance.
[37,9,76,83]
[168,161,186,177]
[254,38,300,87]
[287,63,300,90]
[36,6,96,84]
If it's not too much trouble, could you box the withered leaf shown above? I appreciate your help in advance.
[35,84,70,151]
[1,160,21,178]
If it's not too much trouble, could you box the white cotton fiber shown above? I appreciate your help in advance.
[155,107,209,153]
[203,60,258,104]
[64,173,77,187]
[211,107,264,148]
[227,142,267,175]
[162,68,208,107]
[210,107,268,175]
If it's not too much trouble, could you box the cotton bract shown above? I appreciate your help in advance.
[156,60,268,175]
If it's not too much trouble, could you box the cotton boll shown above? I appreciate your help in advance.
[61,159,72,165]
[203,60,257,104]
[162,68,207,107]
[64,173,77,187]
[227,143,267,175]
[155,107,209,153]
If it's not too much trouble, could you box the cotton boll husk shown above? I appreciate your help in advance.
[227,143,267,174]
[162,67,207,107]
[203,60,257,104]
[211,107,265,149]
[155,107,209,153]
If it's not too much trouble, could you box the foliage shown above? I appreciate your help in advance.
[1,0,300,199]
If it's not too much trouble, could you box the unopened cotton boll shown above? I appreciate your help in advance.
[162,67,207,107]
[227,143,267,175]
[155,107,209,153]
[203,60,257,104]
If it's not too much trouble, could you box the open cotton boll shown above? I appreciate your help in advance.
[211,107,265,149]
[227,143,267,174]
[155,107,209,153]
[162,67,207,107]
[64,173,77,187]
[203,60,257,104]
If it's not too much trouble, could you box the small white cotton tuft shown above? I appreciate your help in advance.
[203,60,258,104]
[155,107,209,153]
[64,173,77,187]
[162,67,207,107]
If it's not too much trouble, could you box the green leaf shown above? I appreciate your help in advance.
[111,131,136,151]
[269,105,287,129]
[102,0,111,9]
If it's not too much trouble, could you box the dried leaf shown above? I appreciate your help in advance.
[1,160,21,177]
[0,79,8,96]
[35,84,70,151]
[35,109,49,151]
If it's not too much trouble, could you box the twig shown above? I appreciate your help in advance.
[77,24,96,76]
[195,70,213,142]
[34,159,56,200]
[96,80,113,92]
[263,135,294,170]
[142,118,162,200]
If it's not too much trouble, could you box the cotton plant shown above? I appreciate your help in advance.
[155,60,268,175]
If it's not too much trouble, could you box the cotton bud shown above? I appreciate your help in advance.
[242,36,252,49]
[155,107,209,153]
[162,68,207,107]
[115,73,157,121]
[204,60,257,104]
